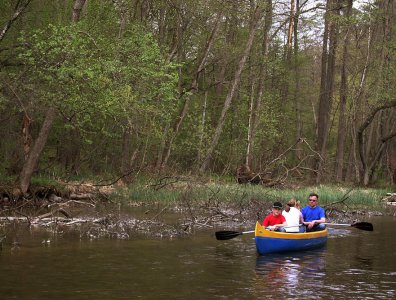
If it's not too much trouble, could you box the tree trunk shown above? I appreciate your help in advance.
[72,0,87,23]
[246,80,256,168]
[386,139,396,184]
[121,128,132,175]
[245,0,272,169]
[21,113,32,160]
[19,108,57,194]
[0,0,32,43]
[363,131,396,186]
[293,0,302,160]
[197,91,208,163]
[335,0,353,182]
[18,0,87,194]
[287,0,295,59]
[316,0,330,178]
[316,0,340,182]
[200,7,262,172]
[357,101,396,185]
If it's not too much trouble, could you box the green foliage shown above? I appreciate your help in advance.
[14,22,178,169]
[18,23,178,131]
[0,0,394,187]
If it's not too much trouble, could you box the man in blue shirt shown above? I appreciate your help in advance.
[302,193,326,232]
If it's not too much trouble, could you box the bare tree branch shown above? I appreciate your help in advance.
[0,0,32,43]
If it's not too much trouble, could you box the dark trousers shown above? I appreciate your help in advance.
[305,223,326,232]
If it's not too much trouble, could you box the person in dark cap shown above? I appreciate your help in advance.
[262,201,287,232]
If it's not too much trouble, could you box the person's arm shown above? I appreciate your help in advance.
[315,217,326,224]
[273,216,287,229]
[304,208,325,228]
[312,208,326,224]
[306,218,325,227]
[299,211,304,224]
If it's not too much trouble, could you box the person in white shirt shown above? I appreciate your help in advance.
[282,198,304,233]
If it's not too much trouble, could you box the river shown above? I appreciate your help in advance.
[0,216,395,299]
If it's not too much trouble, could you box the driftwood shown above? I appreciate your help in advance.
[236,139,323,186]
[69,193,94,200]
[236,165,282,186]
[0,216,109,225]
[383,193,396,205]
[48,200,95,208]
[37,208,71,219]
[236,165,263,184]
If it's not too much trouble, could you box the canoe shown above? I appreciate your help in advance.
[254,221,327,255]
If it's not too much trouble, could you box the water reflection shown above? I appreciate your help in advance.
[253,249,326,299]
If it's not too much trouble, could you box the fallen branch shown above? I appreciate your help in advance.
[150,205,169,221]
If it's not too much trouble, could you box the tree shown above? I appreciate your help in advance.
[200,6,262,172]
[156,12,222,172]
[245,0,272,169]
[335,0,353,182]
[0,0,32,43]
[18,0,88,194]
[16,18,178,193]
[316,0,341,182]
[357,101,396,185]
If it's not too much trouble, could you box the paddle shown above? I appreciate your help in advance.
[215,224,303,240]
[324,221,373,231]
[216,222,373,240]
[215,230,255,240]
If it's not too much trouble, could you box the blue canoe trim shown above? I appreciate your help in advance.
[254,222,327,255]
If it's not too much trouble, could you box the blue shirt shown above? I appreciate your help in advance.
[301,205,325,222]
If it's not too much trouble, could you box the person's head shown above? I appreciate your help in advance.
[308,193,319,208]
[295,200,301,210]
[288,198,296,207]
[272,201,283,215]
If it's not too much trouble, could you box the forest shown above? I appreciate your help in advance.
[0,0,395,197]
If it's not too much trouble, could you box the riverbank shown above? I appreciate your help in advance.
[0,178,394,241]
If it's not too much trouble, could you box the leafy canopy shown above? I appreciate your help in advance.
[17,23,179,138]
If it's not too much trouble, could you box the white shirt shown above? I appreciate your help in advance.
[282,207,302,232]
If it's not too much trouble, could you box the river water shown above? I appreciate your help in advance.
[0,216,395,299]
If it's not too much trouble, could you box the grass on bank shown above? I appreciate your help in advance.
[114,180,389,212]
[0,173,390,212]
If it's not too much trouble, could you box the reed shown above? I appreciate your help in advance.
[117,181,388,211]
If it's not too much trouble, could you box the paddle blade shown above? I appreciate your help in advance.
[215,231,242,240]
[351,222,374,231]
